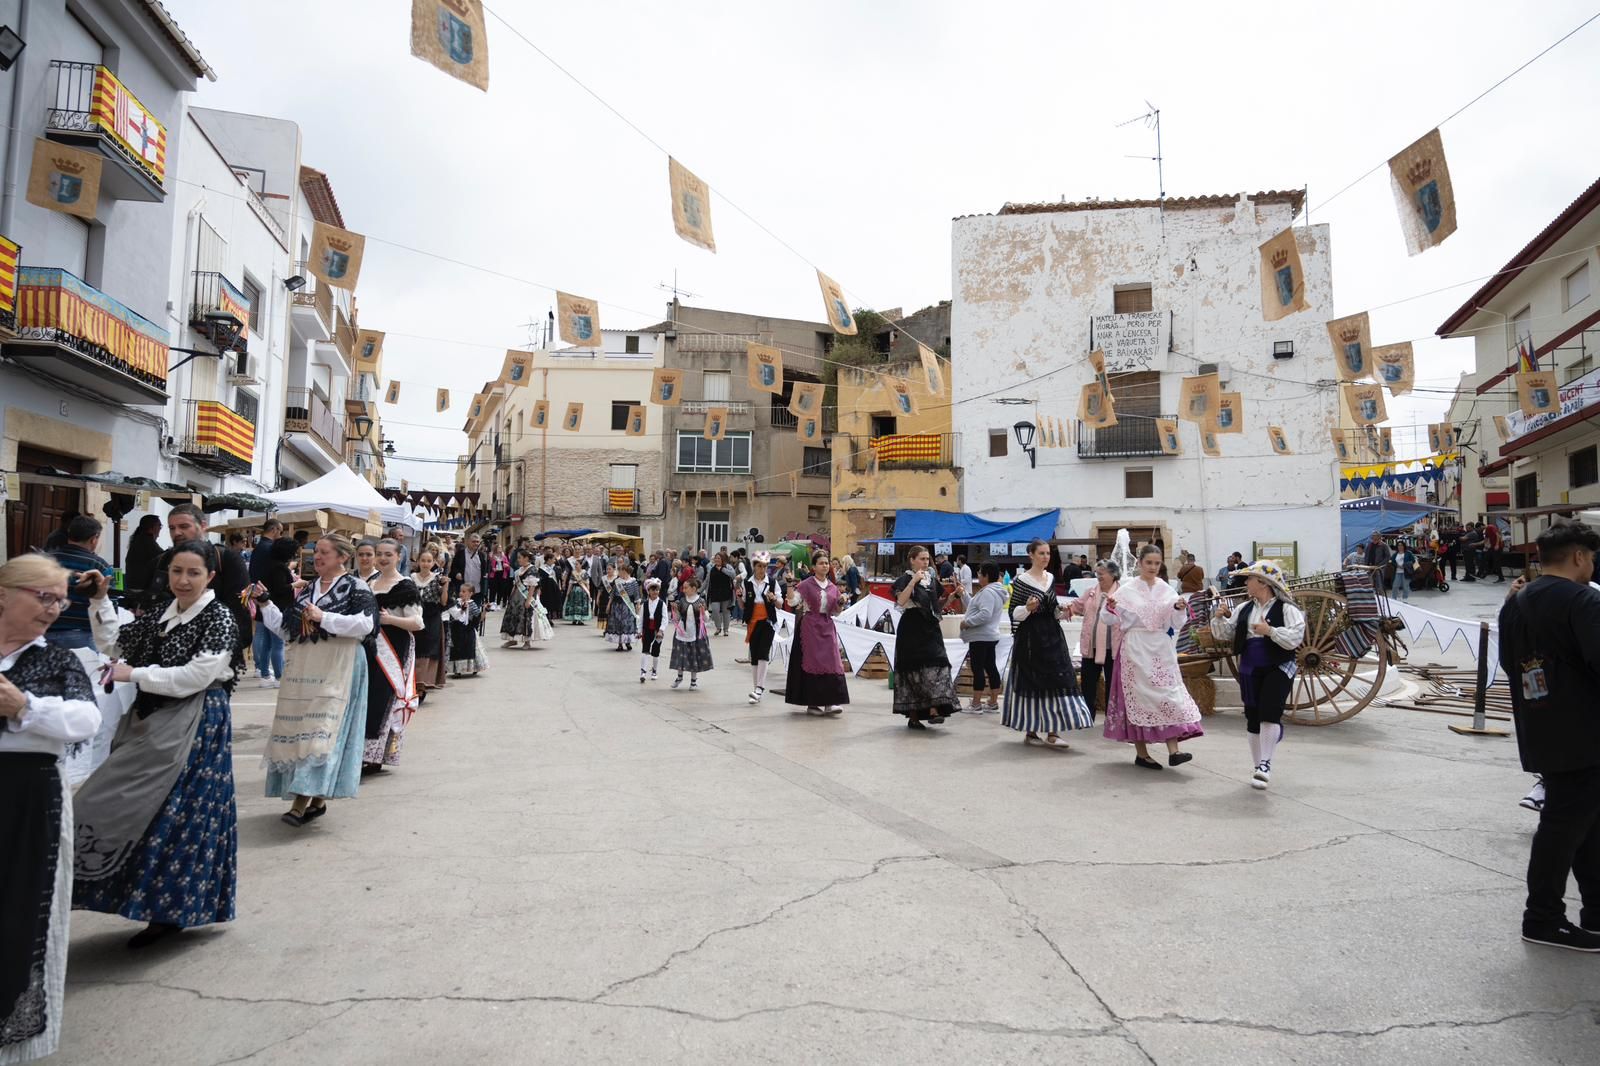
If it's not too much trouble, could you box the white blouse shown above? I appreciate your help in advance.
[0,636,102,757]
[91,591,235,696]
[261,577,376,641]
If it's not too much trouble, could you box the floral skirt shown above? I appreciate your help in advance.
[1102,656,1204,744]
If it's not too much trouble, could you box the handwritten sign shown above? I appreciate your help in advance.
[1091,311,1169,373]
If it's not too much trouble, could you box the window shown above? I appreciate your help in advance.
[617,524,641,537]
[1125,467,1154,498]
[624,334,640,354]
[609,464,636,489]
[989,429,1009,457]
[696,511,730,549]
[1515,473,1538,510]
[611,400,638,431]
[1565,262,1591,311]
[770,393,797,428]
[1114,284,1153,314]
[675,431,752,473]
[703,370,731,402]
[1571,446,1598,489]
[807,505,824,522]
[1508,305,1533,353]
[241,277,262,335]
[234,390,259,425]
[802,447,831,476]
[870,415,897,438]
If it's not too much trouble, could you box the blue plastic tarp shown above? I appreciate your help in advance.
[865,509,1060,545]
[1339,497,1452,552]
[533,528,598,540]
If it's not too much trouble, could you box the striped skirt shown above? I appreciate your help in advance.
[1002,667,1094,733]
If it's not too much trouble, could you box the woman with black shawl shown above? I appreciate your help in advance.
[1002,539,1092,749]
[891,545,959,729]
[363,539,422,774]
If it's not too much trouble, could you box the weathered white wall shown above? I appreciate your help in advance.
[952,194,1342,574]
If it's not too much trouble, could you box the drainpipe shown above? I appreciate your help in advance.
[540,366,549,533]
[0,0,31,235]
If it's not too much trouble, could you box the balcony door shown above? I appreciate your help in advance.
[697,511,730,552]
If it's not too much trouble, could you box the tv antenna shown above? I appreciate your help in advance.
[1117,101,1165,217]
[520,314,551,349]
[658,270,700,304]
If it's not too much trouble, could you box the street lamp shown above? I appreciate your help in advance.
[351,412,373,438]
[0,26,26,72]
[1012,421,1037,469]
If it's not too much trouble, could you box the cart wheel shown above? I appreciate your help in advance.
[1286,589,1387,725]
[1438,581,1449,593]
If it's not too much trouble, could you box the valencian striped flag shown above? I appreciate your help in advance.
[869,434,942,464]
[194,401,256,465]
[0,233,19,317]
[607,488,637,511]
[91,66,167,184]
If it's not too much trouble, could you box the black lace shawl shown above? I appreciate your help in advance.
[285,573,379,647]
[1007,574,1076,695]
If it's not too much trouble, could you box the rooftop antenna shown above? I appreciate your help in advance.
[1117,101,1165,231]
[519,316,547,349]
[657,270,700,306]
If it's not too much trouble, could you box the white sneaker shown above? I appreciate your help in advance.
[748,687,765,705]
[258,676,275,688]
[671,675,683,689]
[1520,778,1545,812]
[267,678,280,689]
[1251,761,1271,789]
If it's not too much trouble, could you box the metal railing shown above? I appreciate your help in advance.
[603,487,641,514]
[844,432,960,472]
[673,332,764,354]
[189,271,250,352]
[44,61,165,189]
[1077,417,1169,460]
[284,387,342,458]
[177,399,254,474]
[289,260,334,335]
[770,402,835,431]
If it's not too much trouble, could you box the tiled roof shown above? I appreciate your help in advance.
[957,189,1305,220]
[1435,174,1600,337]
[139,1,217,80]
[298,166,345,229]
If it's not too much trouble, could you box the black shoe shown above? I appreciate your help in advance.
[906,718,927,730]
[1463,577,1477,582]
[127,922,181,949]
[281,810,308,827]
[1521,922,1600,952]
[1169,752,1194,767]
[1134,756,1163,770]
[304,803,328,822]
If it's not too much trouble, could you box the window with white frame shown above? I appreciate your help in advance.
[1565,261,1591,311]
[675,430,751,473]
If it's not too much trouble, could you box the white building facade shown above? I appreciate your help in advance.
[951,192,1341,575]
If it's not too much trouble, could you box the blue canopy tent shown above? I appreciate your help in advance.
[860,509,1060,546]
[533,528,598,541]
[1339,497,1453,553]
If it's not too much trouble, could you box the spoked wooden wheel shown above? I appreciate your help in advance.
[1286,589,1386,725]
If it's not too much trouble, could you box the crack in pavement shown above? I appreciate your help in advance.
[205,1003,356,1066]
[976,831,1381,872]
[1122,1001,1600,1039]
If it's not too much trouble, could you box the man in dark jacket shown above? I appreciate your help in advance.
[124,514,164,598]
[143,503,252,665]
[249,518,284,582]
[1498,520,1600,953]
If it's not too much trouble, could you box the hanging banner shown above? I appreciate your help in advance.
[498,349,532,386]
[1201,430,1223,457]
[667,156,715,253]
[625,404,647,436]
[354,331,385,374]
[1087,347,1112,395]
[1379,427,1395,458]
[798,414,822,443]
[1179,374,1221,424]
[563,402,583,431]
[650,368,684,405]
[918,342,945,397]
[1516,371,1559,416]
[556,291,602,347]
[816,270,857,335]
[468,393,487,420]
[1371,342,1414,396]
[531,399,549,429]
[746,480,756,502]
[410,0,490,92]
[1267,426,1292,455]
[1331,429,1350,461]
[1090,314,1169,373]
[1325,312,1372,382]
[309,221,366,291]
[385,380,401,404]
[747,342,783,394]
[1210,392,1244,434]
[1259,227,1309,321]
[704,407,728,441]
[436,388,450,413]
[1344,383,1388,426]
[1492,414,1509,442]
[885,378,918,418]
[1388,127,1457,256]
[789,471,799,497]
[1078,382,1116,428]
[1156,417,1181,455]
[1426,422,1454,453]
[25,139,102,220]
[789,380,824,417]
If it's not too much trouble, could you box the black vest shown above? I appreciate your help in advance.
[1232,598,1297,667]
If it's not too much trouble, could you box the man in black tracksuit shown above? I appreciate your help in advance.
[1498,521,1600,953]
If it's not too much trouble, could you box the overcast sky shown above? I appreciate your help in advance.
[167,1,1600,492]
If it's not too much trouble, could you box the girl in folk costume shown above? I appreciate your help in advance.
[1209,560,1306,789]
[594,564,614,637]
[892,545,960,729]
[607,562,641,652]
[1004,540,1093,748]
[1102,543,1203,770]
[669,576,713,689]
[446,584,487,678]
[363,540,422,774]
[1066,560,1123,719]
[74,541,240,950]
[413,548,450,696]
[501,550,553,649]
[564,570,593,625]
[538,551,565,621]
[256,535,377,827]
[0,556,100,1063]
[740,553,784,705]
[638,579,668,682]
[784,551,850,715]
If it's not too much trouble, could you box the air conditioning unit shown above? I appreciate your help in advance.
[1197,361,1231,385]
[226,351,259,387]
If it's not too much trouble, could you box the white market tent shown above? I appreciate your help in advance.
[260,465,423,531]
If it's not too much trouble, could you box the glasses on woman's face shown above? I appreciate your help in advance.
[18,587,71,611]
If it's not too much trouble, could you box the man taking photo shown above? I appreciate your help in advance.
[1498,520,1600,952]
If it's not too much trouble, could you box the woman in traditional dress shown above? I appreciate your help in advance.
[501,550,553,649]
[1003,540,1093,748]
[256,534,376,827]
[355,539,379,583]
[1067,559,1123,719]
[784,551,849,715]
[1,556,100,1063]
[892,545,959,729]
[1102,543,1202,769]
[740,553,784,705]
[563,569,592,625]
[74,541,239,949]
[638,578,667,682]
[594,563,614,638]
[668,575,713,689]
[413,548,450,696]
[538,550,565,621]
[446,584,485,677]
[363,539,422,774]
[1209,559,1305,789]
[607,562,640,653]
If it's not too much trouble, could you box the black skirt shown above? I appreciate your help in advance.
[782,624,850,707]
[0,753,63,1053]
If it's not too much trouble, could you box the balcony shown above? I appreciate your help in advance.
[334,306,355,362]
[289,260,333,342]
[43,61,167,201]
[681,399,752,416]
[604,487,640,514]
[284,387,344,463]
[849,432,960,472]
[178,399,255,475]
[1077,417,1169,460]
[189,272,250,354]
[4,266,169,404]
